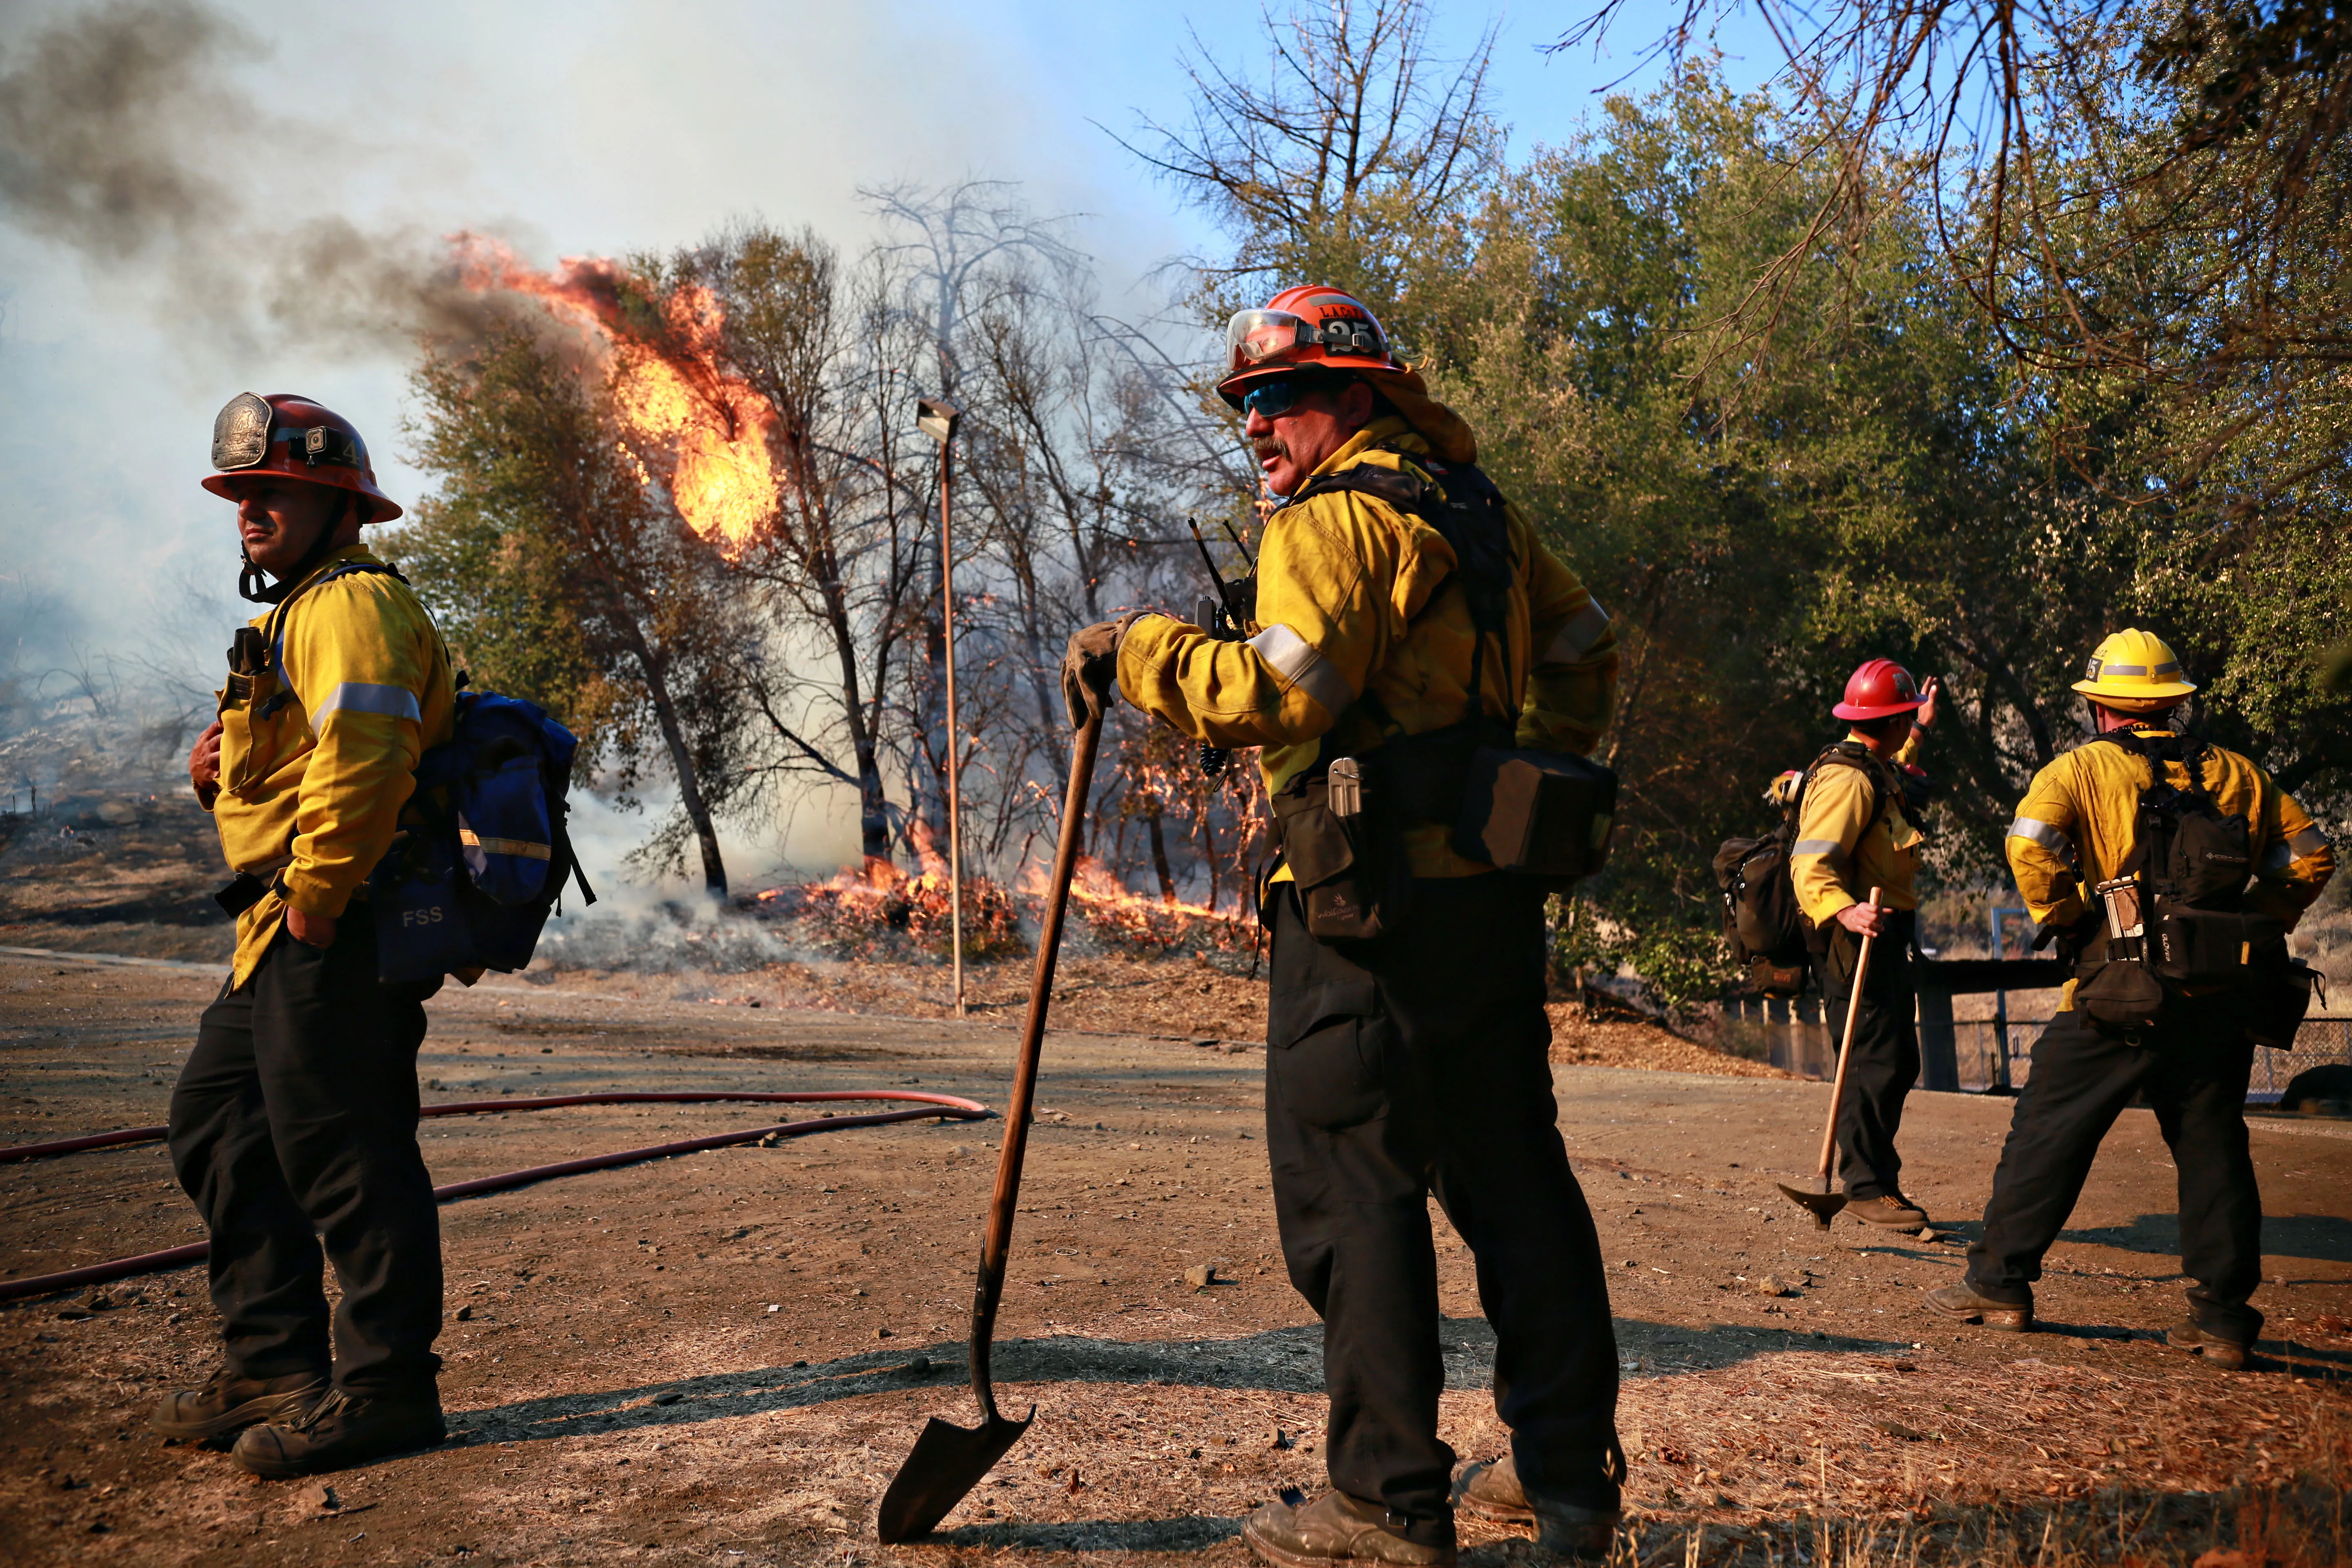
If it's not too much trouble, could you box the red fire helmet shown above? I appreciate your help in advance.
[1216,285,1410,407]
[200,392,402,522]
[1832,657,1927,722]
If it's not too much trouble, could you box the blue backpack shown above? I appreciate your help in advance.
[370,689,597,984]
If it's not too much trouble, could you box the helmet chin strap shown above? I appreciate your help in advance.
[237,494,358,604]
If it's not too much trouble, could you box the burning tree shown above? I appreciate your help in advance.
[396,317,757,895]
[396,189,1277,926]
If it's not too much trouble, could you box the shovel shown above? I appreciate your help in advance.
[875,705,1104,1543]
[1777,886,1882,1230]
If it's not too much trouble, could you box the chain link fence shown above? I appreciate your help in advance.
[1716,996,2352,1101]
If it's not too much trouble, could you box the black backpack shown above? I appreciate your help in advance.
[1714,743,1891,996]
[2072,729,2280,1032]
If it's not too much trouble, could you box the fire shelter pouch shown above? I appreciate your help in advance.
[1453,746,1617,884]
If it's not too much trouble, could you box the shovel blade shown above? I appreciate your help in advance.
[1776,1180,1846,1230]
[875,1407,1034,1543]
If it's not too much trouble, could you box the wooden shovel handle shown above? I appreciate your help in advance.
[967,708,1103,1421]
[1815,887,1883,1183]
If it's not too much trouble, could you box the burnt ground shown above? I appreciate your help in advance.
[1,950,2349,1567]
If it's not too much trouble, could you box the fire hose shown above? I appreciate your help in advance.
[0,1089,993,1305]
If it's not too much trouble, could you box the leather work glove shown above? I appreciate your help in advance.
[1061,613,1148,729]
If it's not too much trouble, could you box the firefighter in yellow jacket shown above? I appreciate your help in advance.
[154,394,457,1475]
[1065,287,1622,1568]
[1786,659,1944,1233]
[1926,630,2334,1364]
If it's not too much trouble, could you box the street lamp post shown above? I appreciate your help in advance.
[917,396,967,1018]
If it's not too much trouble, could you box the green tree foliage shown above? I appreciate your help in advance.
[1149,1,2346,1004]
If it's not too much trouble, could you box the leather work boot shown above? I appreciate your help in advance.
[230,1386,445,1478]
[2166,1319,2252,1371]
[1845,1194,1929,1233]
[1241,1490,1456,1568]
[1922,1282,2031,1332]
[151,1368,328,1443]
[1453,1452,1620,1559]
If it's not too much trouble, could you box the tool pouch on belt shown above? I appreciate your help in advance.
[2074,953,2168,1035]
[1272,756,1411,942]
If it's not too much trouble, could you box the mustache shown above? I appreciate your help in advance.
[1252,436,1288,465]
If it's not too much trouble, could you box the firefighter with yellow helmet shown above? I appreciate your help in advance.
[154,394,457,1473]
[1924,630,2333,1364]
[1064,287,1624,1566]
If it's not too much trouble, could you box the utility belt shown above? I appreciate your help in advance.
[2071,877,2312,1045]
[1271,719,1617,943]
[214,870,372,918]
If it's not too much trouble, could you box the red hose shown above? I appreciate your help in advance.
[0,1089,992,1305]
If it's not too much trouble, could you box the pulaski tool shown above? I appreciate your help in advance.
[1776,886,1883,1229]
[875,704,1106,1543]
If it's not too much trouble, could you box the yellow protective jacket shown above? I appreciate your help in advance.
[211,545,457,986]
[2006,726,2335,1010]
[1789,733,1924,926]
[1116,412,1619,878]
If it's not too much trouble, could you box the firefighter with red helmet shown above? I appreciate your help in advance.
[153,394,457,1474]
[1785,658,1943,1232]
[1064,287,1624,1566]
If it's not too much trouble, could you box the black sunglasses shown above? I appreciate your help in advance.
[1239,377,1337,419]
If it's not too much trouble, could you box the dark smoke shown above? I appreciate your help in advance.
[0,0,504,353]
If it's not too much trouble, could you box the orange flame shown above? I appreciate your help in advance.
[1024,855,1255,952]
[454,235,777,554]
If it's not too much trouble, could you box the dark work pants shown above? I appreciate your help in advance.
[1966,998,2263,1343]
[1265,878,1619,1524]
[169,908,443,1393]
[1820,918,1919,1201]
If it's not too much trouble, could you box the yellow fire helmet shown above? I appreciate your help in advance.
[2072,628,2198,713]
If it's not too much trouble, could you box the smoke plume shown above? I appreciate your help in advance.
[0,0,501,352]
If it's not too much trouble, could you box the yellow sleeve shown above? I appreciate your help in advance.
[2004,759,2085,928]
[1516,518,1618,757]
[1790,764,1874,926]
[2249,777,2336,928]
[1117,493,1396,749]
[1891,730,1922,768]
[278,579,433,917]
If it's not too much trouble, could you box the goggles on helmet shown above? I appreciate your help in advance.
[1225,307,1389,371]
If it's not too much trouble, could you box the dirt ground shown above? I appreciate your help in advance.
[2,947,2349,1566]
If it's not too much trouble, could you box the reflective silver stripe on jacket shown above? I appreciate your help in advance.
[1541,598,1610,664]
[2007,815,2076,863]
[1247,623,1355,717]
[312,681,422,722]
[1790,839,1844,858]
[2257,828,2329,875]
